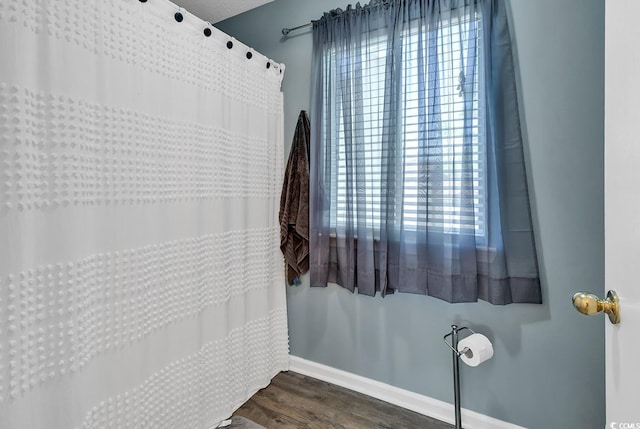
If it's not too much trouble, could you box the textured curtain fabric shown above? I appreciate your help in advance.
[309,0,541,304]
[0,1,289,428]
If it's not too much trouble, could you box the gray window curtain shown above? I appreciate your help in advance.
[309,0,541,304]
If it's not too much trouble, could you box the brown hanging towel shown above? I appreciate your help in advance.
[279,110,311,285]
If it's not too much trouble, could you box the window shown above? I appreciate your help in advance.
[310,1,541,303]
[323,12,485,237]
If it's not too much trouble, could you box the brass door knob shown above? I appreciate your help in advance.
[572,290,620,324]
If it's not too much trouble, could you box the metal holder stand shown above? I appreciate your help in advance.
[443,325,475,429]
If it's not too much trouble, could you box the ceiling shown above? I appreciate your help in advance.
[171,0,273,23]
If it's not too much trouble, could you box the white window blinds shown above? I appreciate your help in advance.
[324,12,485,236]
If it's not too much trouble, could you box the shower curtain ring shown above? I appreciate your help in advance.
[174,8,184,22]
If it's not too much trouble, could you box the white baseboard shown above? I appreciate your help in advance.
[288,356,527,429]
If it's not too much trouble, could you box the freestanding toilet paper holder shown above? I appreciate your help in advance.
[443,325,475,429]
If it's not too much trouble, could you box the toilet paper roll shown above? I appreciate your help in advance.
[457,333,494,367]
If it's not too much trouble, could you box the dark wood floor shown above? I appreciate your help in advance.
[233,371,453,429]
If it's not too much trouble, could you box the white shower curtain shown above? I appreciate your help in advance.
[0,1,289,428]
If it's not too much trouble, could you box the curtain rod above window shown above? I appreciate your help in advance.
[282,0,483,37]
[281,22,312,36]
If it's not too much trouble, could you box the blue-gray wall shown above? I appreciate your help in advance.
[217,1,605,428]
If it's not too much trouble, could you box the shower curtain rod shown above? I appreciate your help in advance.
[281,22,312,36]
